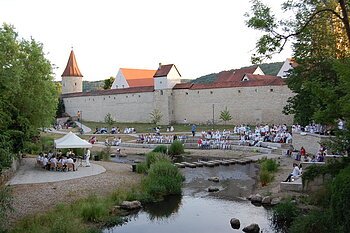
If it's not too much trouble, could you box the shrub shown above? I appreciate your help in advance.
[23,141,41,154]
[271,199,300,232]
[289,209,336,233]
[142,161,184,198]
[145,152,170,169]
[330,165,350,232]
[153,145,168,154]
[259,169,272,186]
[261,158,278,172]
[168,140,184,156]
[79,195,109,223]
[136,162,148,174]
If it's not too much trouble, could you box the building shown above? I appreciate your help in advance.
[61,51,294,125]
[111,68,156,89]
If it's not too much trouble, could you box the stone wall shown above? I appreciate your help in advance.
[0,156,21,186]
[173,85,294,125]
[293,133,330,155]
[63,84,294,125]
[64,91,155,123]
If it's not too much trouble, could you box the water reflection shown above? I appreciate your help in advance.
[143,195,182,221]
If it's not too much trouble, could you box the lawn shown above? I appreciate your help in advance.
[83,121,236,134]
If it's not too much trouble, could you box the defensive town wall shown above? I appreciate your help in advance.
[63,84,294,125]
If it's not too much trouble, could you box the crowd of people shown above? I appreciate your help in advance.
[36,149,91,172]
[136,134,187,144]
[197,138,232,150]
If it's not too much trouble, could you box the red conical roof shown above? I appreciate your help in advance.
[61,50,83,77]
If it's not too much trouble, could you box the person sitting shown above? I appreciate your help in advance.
[111,127,116,134]
[197,138,203,148]
[50,156,58,170]
[42,155,49,170]
[66,157,76,171]
[284,163,301,182]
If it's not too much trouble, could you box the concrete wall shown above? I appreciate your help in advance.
[293,133,330,155]
[64,91,154,123]
[62,76,83,94]
[172,85,294,125]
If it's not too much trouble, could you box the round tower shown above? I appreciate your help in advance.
[61,49,83,94]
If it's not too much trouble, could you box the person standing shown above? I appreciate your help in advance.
[85,148,91,167]
[191,124,197,137]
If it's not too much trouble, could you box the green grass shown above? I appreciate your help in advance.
[259,158,279,186]
[83,121,236,133]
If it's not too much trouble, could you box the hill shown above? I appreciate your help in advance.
[83,80,104,92]
[191,61,284,84]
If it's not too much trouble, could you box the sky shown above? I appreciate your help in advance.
[0,0,292,81]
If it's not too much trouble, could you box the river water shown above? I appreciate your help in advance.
[105,160,276,233]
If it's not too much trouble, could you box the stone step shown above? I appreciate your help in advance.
[174,163,185,168]
[181,162,197,168]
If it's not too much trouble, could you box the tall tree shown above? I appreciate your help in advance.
[103,76,115,89]
[0,23,57,157]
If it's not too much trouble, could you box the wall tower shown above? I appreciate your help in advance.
[61,50,83,94]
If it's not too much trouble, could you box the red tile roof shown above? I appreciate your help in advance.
[215,65,258,83]
[173,83,194,89]
[61,50,83,77]
[127,78,154,87]
[61,86,154,98]
[119,68,156,87]
[154,64,182,77]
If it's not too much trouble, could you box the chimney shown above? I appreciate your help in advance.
[158,62,162,69]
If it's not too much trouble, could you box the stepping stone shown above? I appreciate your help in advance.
[193,162,204,167]
[182,162,196,168]
[174,163,185,168]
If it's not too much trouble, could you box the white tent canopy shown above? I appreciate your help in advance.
[54,131,92,149]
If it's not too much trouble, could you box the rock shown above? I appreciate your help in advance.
[250,194,262,203]
[271,197,281,206]
[208,186,220,192]
[208,177,220,182]
[242,223,260,233]
[230,218,240,229]
[262,196,272,205]
[120,201,142,210]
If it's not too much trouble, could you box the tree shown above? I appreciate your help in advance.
[0,23,57,157]
[150,109,162,125]
[219,107,232,125]
[104,113,116,127]
[103,76,115,89]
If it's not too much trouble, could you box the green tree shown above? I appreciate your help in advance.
[0,23,57,156]
[150,109,162,125]
[103,76,115,90]
[219,107,232,125]
[104,113,116,128]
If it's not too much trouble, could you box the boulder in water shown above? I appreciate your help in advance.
[250,194,262,203]
[242,223,260,233]
[120,201,142,210]
[230,218,240,229]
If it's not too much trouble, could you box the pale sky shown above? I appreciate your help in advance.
[0,0,292,81]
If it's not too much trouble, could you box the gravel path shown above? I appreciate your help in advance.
[8,160,141,226]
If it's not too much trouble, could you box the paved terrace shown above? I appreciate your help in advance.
[7,158,106,185]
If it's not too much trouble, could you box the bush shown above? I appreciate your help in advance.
[261,158,278,172]
[259,169,273,186]
[168,140,184,156]
[271,199,300,232]
[145,152,170,169]
[136,162,148,174]
[23,141,41,154]
[142,161,184,198]
[330,165,350,232]
[289,209,336,233]
[153,145,168,154]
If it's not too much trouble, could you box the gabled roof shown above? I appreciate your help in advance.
[61,50,83,77]
[61,86,154,98]
[215,65,258,83]
[119,68,156,87]
[154,64,181,77]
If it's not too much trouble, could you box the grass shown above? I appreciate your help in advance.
[259,157,279,186]
[11,153,183,233]
[83,121,236,133]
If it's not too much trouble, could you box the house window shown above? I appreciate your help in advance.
[270,89,274,92]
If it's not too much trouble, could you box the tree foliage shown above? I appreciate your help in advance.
[149,109,162,125]
[104,113,116,127]
[103,76,115,90]
[0,23,57,167]
[219,107,232,125]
